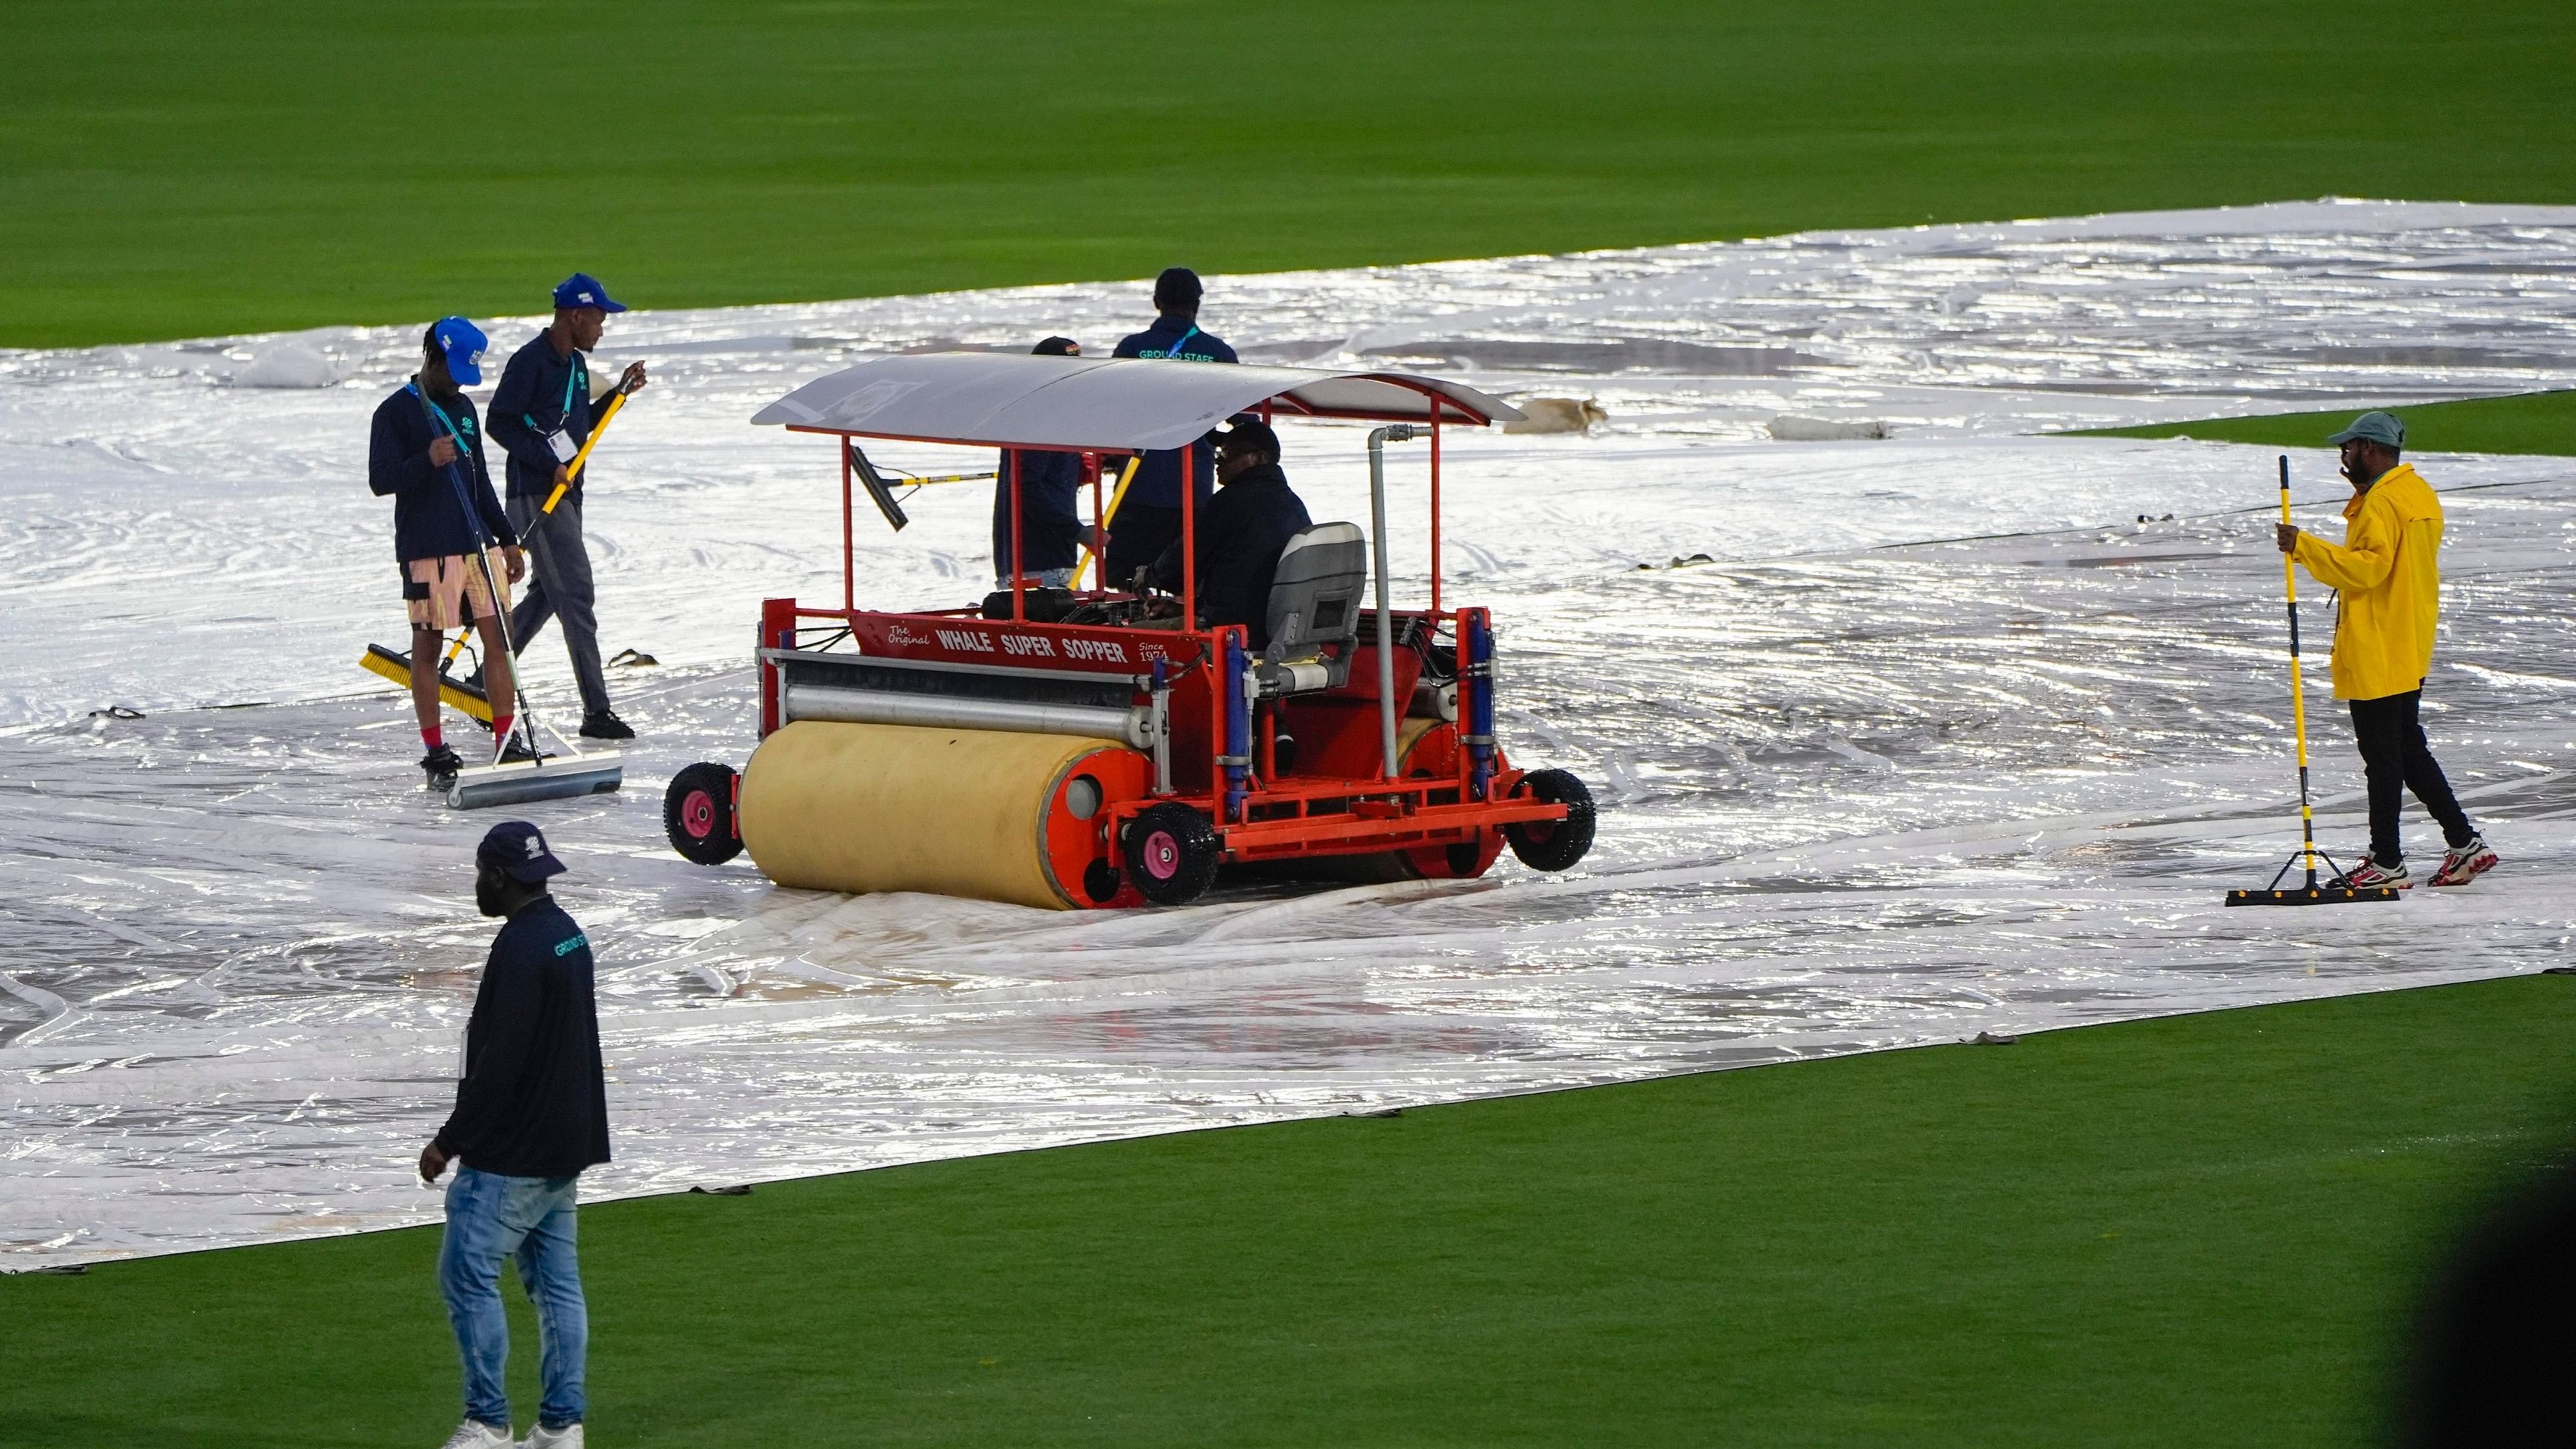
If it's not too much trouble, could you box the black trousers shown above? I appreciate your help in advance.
[2348,688,2474,865]
[1103,503,1182,592]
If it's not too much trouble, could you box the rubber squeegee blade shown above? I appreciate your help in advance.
[2224,885,2402,906]
[447,753,624,810]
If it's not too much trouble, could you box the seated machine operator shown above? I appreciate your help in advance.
[1149,419,1310,649]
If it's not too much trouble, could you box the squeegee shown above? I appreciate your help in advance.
[413,389,623,810]
[2227,456,2396,907]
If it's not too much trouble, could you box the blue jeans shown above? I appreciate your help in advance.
[439,1166,587,1430]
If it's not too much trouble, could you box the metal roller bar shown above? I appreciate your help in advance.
[759,646,1138,690]
[783,680,1150,749]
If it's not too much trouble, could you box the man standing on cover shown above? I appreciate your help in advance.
[2276,410,2499,889]
[368,317,524,787]
[1106,267,1236,586]
[486,274,648,742]
[420,822,610,1449]
[995,335,1088,588]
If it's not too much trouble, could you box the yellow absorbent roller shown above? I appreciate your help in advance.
[737,720,1148,909]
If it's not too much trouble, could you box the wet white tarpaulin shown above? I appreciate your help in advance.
[3,201,2573,1270]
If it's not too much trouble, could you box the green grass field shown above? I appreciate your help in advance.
[5,0,2573,345]
[2077,391,2576,456]
[9,976,2569,1448]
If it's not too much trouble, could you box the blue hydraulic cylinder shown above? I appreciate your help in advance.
[1464,610,1497,799]
[1220,628,1252,821]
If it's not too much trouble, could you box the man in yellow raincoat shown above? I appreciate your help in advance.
[2276,411,2497,889]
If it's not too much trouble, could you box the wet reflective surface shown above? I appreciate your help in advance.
[5,202,2573,1267]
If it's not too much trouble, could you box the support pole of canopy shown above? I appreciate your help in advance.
[839,441,854,613]
[1368,425,1419,781]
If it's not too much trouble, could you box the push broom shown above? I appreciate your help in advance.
[2226,455,2398,907]
[415,393,624,810]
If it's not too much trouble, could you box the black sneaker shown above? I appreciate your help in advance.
[579,710,635,741]
[498,735,547,765]
[421,745,464,789]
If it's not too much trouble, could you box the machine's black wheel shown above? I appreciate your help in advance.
[665,763,744,865]
[1123,803,1221,906]
[1504,769,1596,872]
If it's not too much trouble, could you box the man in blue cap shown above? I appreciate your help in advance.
[420,821,608,1449]
[995,335,1089,588]
[369,317,525,787]
[2276,409,2497,889]
[1105,267,1237,586]
[486,274,649,741]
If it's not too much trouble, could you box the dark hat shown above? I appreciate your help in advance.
[551,272,627,313]
[1216,417,1281,463]
[1032,335,1079,356]
[477,821,567,883]
[2326,410,2405,448]
[1153,267,1203,313]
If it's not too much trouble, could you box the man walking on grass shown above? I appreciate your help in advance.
[421,822,610,1448]
[2275,410,2499,889]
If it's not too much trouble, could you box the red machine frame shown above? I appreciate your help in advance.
[682,366,1589,909]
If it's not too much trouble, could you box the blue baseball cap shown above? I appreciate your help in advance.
[432,316,488,387]
[551,273,628,313]
[477,821,567,883]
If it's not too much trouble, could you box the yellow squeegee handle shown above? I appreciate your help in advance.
[2279,455,2320,888]
[1075,455,1143,589]
[542,389,628,515]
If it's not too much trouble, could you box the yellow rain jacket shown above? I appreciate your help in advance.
[2291,463,2444,701]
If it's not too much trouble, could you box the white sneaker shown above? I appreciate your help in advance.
[439,1422,512,1449]
[2332,853,2411,890]
[523,1424,584,1448]
[2428,833,2499,887]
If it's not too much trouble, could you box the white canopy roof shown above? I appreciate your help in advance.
[749,352,1524,451]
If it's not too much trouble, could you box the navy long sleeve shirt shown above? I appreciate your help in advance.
[992,447,1085,576]
[1113,315,1236,510]
[435,896,611,1179]
[486,333,602,503]
[1151,463,1312,647]
[369,383,515,561]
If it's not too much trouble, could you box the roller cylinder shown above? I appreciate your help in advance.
[783,680,1149,748]
[738,720,1149,909]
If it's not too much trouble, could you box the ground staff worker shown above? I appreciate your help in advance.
[2276,410,2499,890]
[1149,419,1311,649]
[421,821,610,1449]
[368,318,524,787]
[487,274,647,741]
[996,336,1087,586]
[1105,267,1236,585]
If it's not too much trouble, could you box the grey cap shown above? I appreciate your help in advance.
[2326,410,2406,448]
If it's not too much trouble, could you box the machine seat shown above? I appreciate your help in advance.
[1256,522,1366,696]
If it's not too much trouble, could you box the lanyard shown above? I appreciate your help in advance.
[411,382,472,445]
[524,352,585,431]
[1161,325,1199,360]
